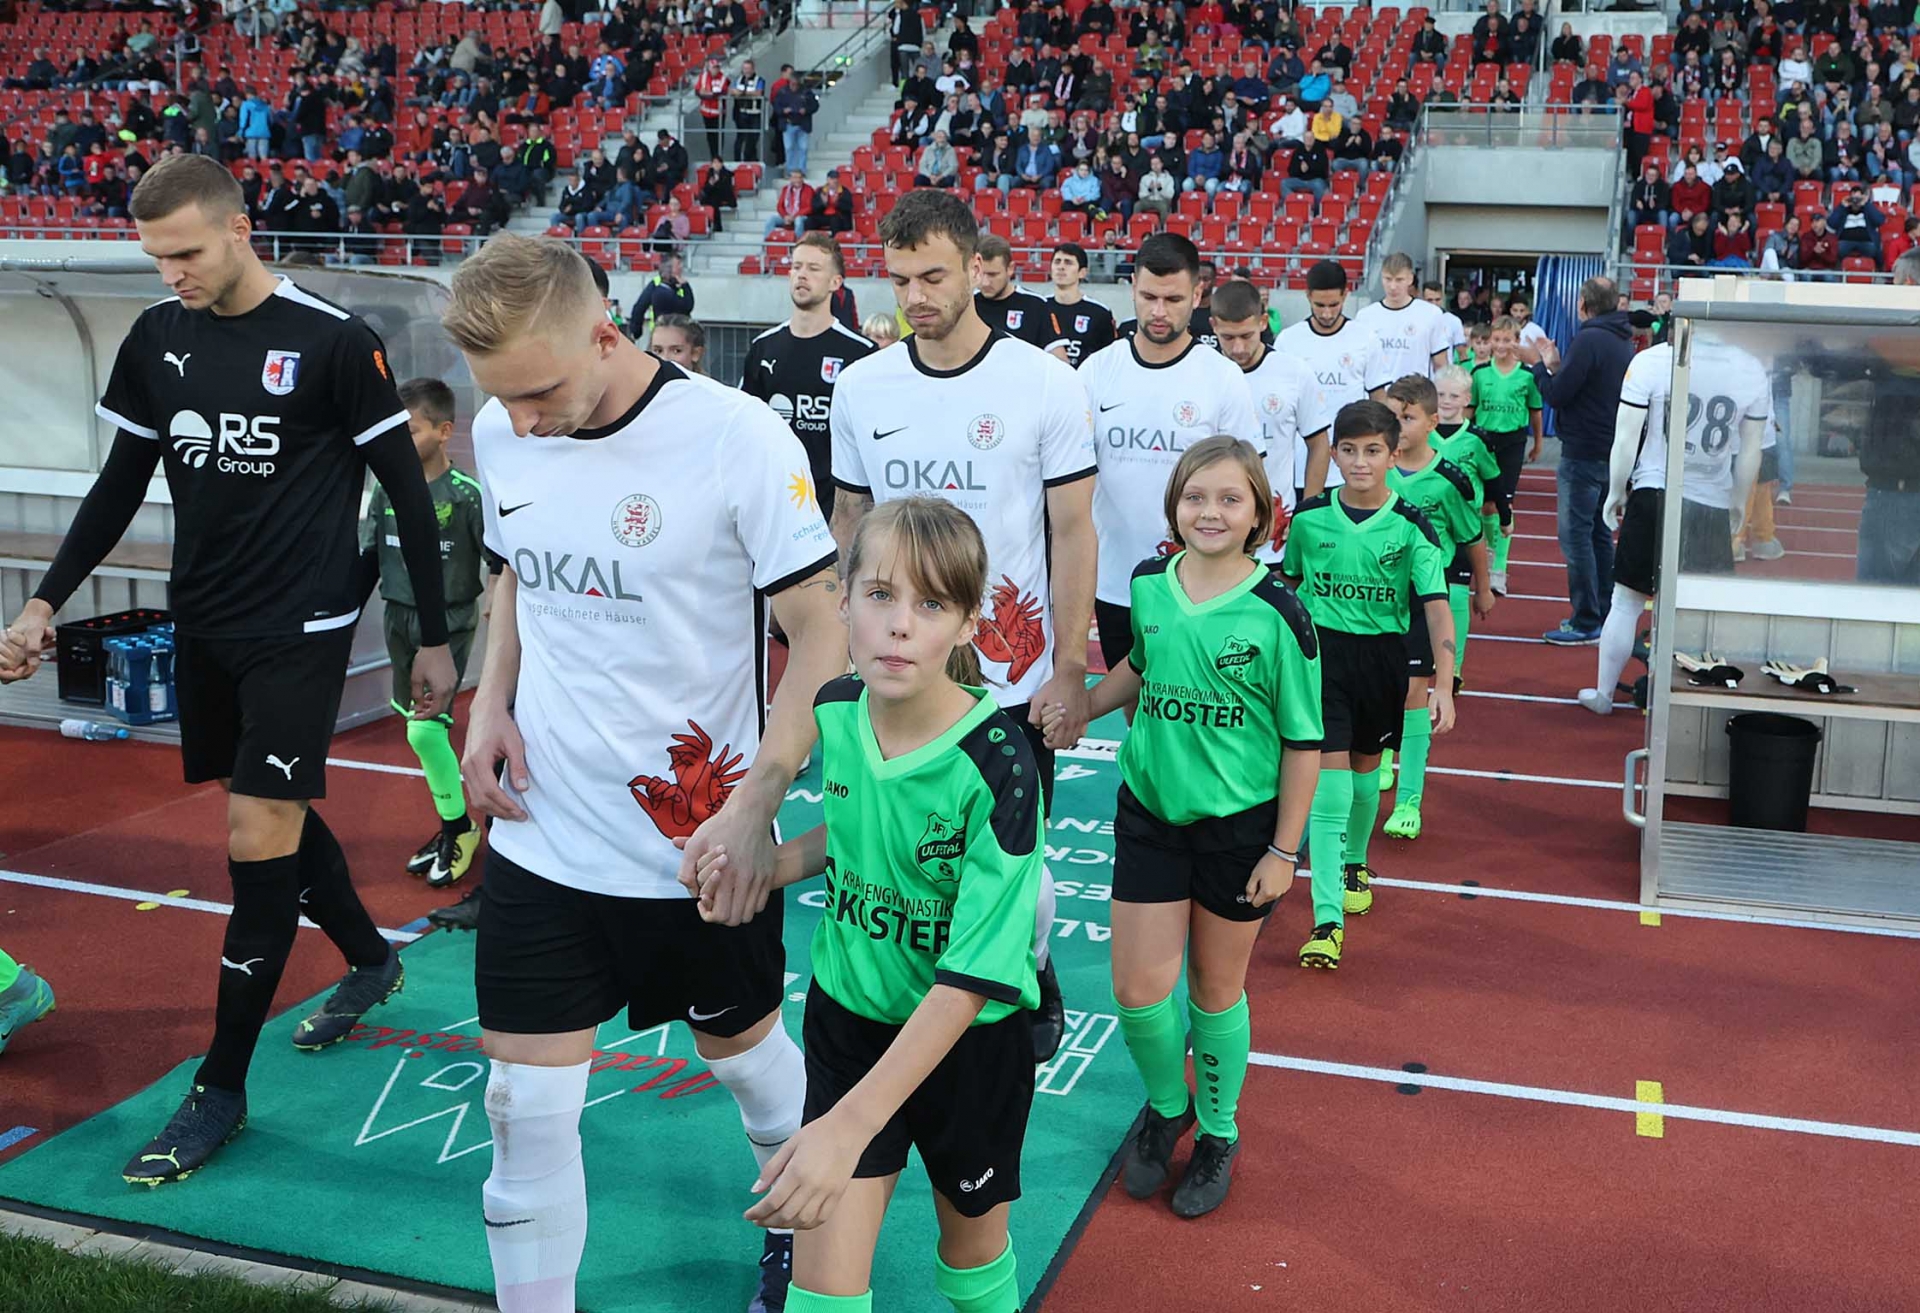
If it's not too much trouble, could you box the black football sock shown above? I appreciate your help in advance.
[296,810,390,969]
[196,854,302,1091]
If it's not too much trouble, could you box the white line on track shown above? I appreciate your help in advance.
[1246,1051,1920,1145]
[1424,764,1618,789]
[328,756,425,778]
[1460,689,1627,708]
[1510,506,1860,533]
[0,869,421,942]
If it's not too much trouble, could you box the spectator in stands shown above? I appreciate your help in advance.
[1283,136,1330,200]
[1224,131,1262,188]
[1552,23,1583,66]
[978,127,1019,194]
[1830,119,1867,183]
[634,256,696,338]
[647,196,692,256]
[1883,213,1919,268]
[1800,210,1841,275]
[1669,162,1713,225]
[1136,153,1177,220]
[1490,77,1522,112]
[892,97,933,147]
[1572,63,1611,111]
[237,89,273,162]
[1712,209,1755,266]
[1017,125,1061,190]
[519,127,558,205]
[1412,15,1447,66]
[1779,40,1813,87]
[1182,129,1223,195]
[1752,137,1793,204]
[1510,12,1541,66]
[1761,214,1802,272]
[1714,157,1753,215]
[1270,95,1308,148]
[808,168,854,234]
[889,0,925,82]
[451,166,502,233]
[6,47,57,91]
[287,73,330,162]
[599,163,646,231]
[765,167,813,237]
[1629,159,1671,230]
[552,168,595,230]
[1787,115,1826,181]
[1830,187,1885,260]
[1386,79,1420,132]
[773,75,816,176]
[1607,44,1643,88]
[1058,158,1102,215]
[1668,210,1713,266]
[646,128,689,203]
[915,131,959,188]
[1332,120,1372,174]
[1310,100,1342,143]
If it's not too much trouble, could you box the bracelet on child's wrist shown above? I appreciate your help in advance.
[1267,844,1298,864]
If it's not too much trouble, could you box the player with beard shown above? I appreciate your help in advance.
[1210,278,1331,563]
[1079,234,1261,677]
[829,189,1098,1066]
[972,232,1068,352]
[1044,242,1116,368]
[1275,260,1393,499]
[741,233,878,522]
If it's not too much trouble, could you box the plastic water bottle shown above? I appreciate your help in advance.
[59,719,129,742]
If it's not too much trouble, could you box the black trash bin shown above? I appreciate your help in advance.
[1725,713,1822,832]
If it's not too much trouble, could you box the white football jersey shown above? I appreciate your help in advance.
[1354,297,1451,382]
[1081,336,1263,605]
[831,332,1096,707]
[1236,345,1333,561]
[477,360,836,898]
[1438,309,1468,355]
[1275,316,1394,490]
[1619,340,1773,508]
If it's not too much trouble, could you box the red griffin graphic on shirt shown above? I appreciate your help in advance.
[974,575,1046,684]
[629,721,748,840]
[1270,496,1293,552]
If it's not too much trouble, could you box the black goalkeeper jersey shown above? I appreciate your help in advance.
[739,317,877,519]
[1044,295,1116,368]
[95,276,412,639]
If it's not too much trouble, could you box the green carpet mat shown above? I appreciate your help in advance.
[0,714,1137,1311]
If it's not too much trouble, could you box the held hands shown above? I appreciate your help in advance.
[675,803,777,927]
[1037,700,1077,750]
[1428,683,1457,736]
[411,643,458,721]
[1528,436,1544,464]
[0,603,53,685]
[1030,669,1089,750]
[1245,851,1294,908]
[743,1112,865,1231]
[461,697,531,821]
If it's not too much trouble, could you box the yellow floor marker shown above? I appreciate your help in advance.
[135,888,190,912]
[1635,1080,1666,1138]
[1640,910,1662,927]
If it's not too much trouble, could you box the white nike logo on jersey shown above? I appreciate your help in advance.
[687,1005,735,1023]
[221,956,265,976]
[164,352,191,376]
[265,754,300,780]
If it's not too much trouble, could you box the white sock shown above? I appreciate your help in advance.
[704,1023,806,1174]
[1031,865,1057,970]
[482,1059,590,1313]
[1594,584,1650,704]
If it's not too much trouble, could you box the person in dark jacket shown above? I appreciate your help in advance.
[1529,277,1636,643]
[1667,211,1714,267]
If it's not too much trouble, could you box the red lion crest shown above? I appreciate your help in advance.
[629,720,748,841]
[973,575,1046,684]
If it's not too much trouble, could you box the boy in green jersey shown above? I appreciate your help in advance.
[1380,375,1494,840]
[1469,317,1543,596]
[1466,321,1492,368]
[1280,401,1454,969]
[1434,363,1504,655]
[1042,436,1320,1220]
[359,378,493,887]
[695,497,1043,1313]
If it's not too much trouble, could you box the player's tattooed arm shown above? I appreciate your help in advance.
[829,490,874,560]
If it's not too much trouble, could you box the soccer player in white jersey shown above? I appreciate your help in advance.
[1082,232,1261,676]
[441,235,850,1313]
[829,188,1098,1065]
[1275,259,1393,498]
[1422,279,1468,365]
[1355,252,1452,382]
[1578,336,1768,715]
[1211,277,1331,563]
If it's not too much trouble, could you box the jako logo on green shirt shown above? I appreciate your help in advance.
[917,814,965,882]
[1214,635,1259,681]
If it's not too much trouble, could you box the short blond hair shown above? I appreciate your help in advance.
[443,233,600,355]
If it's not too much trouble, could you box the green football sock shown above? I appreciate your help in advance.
[1379,748,1395,784]
[1482,509,1502,558]
[1449,581,1472,681]
[1347,766,1380,866]
[1309,769,1353,928]
[786,1288,872,1312]
[0,946,18,993]
[936,1241,1017,1313]
[405,713,467,823]
[1116,993,1191,1119]
[1492,516,1512,572]
[1188,993,1250,1143]
[1397,709,1432,808]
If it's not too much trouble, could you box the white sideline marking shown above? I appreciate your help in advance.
[0,869,421,942]
[1247,1051,1920,1145]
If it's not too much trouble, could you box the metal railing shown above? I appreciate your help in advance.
[1612,258,1896,288]
[1419,102,1624,150]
